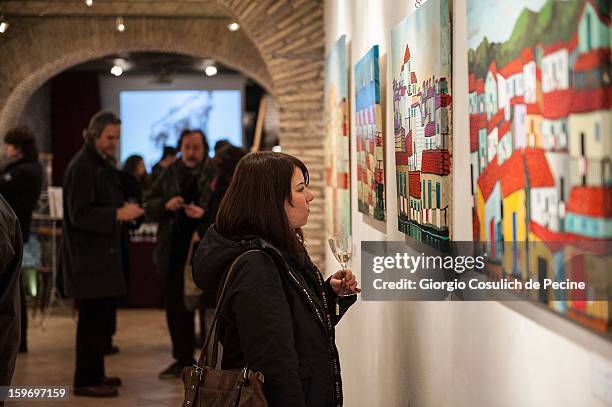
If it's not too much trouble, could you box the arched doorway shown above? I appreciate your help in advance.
[0,2,326,261]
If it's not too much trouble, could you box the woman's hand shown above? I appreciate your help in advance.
[330,269,361,296]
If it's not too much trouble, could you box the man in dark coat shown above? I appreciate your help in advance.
[0,127,43,354]
[145,129,213,379]
[0,194,23,389]
[61,111,144,397]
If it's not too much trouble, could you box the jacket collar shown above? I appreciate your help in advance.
[84,141,114,167]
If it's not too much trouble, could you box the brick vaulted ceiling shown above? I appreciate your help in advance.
[0,0,327,264]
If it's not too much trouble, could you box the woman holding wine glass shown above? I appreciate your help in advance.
[193,151,360,407]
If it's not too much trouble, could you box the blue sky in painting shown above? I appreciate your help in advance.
[355,46,380,111]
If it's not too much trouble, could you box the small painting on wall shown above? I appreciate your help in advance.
[325,35,351,237]
[355,45,385,221]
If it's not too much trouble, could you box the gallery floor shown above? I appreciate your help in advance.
[10,308,185,406]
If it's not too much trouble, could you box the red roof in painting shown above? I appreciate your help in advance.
[542,34,578,56]
[475,79,485,94]
[488,108,505,133]
[524,148,555,188]
[498,121,511,140]
[529,221,579,250]
[575,48,611,72]
[510,95,525,106]
[421,149,450,175]
[571,88,612,113]
[404,45,411,64]
[500,151,526,197]
[469,74,476,93]
[396,151,409,166]
[477,157,500,200]
[499,58,523,78]
[542,89,573,120]
[411,72,417,84]
[566,186,612,218]
[409,171,421,198]
[526,103,541,115]
[521,48,535,63]
[469,113,486,153]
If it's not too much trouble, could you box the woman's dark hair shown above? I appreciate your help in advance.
[122,154,144,176]
[212,145,246,189]
[216,151,310,262]
[161,146,177,159]
[4,127,39,161]
[178,129,209,157]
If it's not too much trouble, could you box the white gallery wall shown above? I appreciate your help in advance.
[323,0,610,405]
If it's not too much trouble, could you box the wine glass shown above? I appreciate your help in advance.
[328,236,356,297]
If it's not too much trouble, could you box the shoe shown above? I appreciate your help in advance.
[73,384,119,398]
[102,376,122,387]
[104,345,120,356]
[159,361,191,380]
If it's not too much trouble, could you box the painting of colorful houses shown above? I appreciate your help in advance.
[391,0,452,248]
[355,46,385,221]
[468,0,611,333]
[325,35,351,237]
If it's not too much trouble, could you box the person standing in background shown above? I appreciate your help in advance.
[0,127,43,354]
[150,145,177,185]
[0,194,23,392]
[61,111,144,397]
[144,129,213,379]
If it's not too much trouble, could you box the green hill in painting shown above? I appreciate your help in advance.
[468,0,603,79]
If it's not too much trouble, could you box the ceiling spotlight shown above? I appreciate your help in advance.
[205,65,218,76]
[85,0,93,7]
[227,21,240,32]
[0,16,9,34]
[115,16,125,32]
[110,65,123,76]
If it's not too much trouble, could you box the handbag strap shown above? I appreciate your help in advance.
[198,249,264,367]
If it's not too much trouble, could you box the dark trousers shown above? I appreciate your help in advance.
[74,298,116,387]
[164,264,195,365]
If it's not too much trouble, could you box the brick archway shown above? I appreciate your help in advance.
[0,1,326,262]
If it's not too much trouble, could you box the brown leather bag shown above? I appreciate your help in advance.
[181,250,269,407]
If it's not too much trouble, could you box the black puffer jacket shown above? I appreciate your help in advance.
[0,157,43,242]
[193,226,356,407]
[0,194,22,386]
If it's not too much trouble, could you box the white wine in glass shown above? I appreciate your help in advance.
[328,236,351,271]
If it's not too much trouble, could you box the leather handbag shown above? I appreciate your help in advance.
[181,250,269,407]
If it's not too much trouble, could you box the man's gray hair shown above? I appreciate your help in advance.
[84,111,121,142]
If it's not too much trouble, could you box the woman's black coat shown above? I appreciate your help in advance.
[193,226,356,407]
[60,143,127,299]
[0,157,43,242]
[0,194,22,386]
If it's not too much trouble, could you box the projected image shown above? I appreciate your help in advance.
[120,90,242,169]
